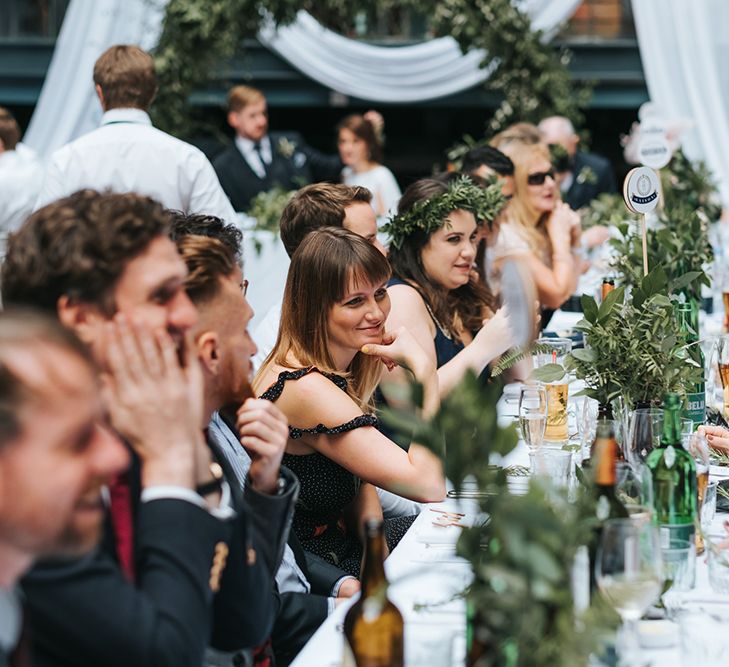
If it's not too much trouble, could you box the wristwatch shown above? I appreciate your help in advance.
[196,462,224,497]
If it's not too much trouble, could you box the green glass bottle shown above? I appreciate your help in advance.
[646,393,698,547]
[676,302,705,429]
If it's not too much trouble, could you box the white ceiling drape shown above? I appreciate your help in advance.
[632,0,729,205]
[24,0,579,156]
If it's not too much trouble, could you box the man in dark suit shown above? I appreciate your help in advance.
[172,214,359,665]
[1,190,297,667]
[0,311,129,666]
[212,85,344,213]
[538,115,617,211]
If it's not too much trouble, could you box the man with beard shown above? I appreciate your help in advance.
[0,310,128,666]
[1,190,296,667]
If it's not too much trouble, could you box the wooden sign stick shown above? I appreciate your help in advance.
[641,213,649,276]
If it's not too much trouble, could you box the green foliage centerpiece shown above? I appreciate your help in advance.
[534,268,703,410]
[381,374,617,666]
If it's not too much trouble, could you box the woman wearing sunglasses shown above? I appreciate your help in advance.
[490,140,581,312]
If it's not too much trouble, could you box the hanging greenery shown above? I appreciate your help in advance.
[152,0,589,139]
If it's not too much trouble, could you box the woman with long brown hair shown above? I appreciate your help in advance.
[253,227,444,576]
[384,173,516,398]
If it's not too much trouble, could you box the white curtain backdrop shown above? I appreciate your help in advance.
[632,0,729,205]
[25,0,579,155]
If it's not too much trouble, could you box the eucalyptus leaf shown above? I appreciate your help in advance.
[531,363,566,383]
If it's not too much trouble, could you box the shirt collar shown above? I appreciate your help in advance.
[235,134,270,154]
[101,108,153,126]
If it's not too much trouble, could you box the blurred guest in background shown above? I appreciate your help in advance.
[538,115,616,211]
[337,114,401,223]
[492,140,581,315]
[0,108,43,250]
[214,86,342,213]
[35,45,236,224]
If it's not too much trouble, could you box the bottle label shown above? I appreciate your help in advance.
[596,496,610,521]
[664,445,676,469]
[659,523,695,549]
[683,391,706,428]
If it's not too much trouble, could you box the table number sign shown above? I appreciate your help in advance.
[623,166,660,276]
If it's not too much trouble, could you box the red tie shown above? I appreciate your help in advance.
[253,638,273,667]
[109,471,135,582]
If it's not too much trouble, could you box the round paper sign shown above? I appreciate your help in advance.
[623,167,660,214]
[638,134,672,169]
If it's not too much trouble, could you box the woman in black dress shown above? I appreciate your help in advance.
[253,227,444,576]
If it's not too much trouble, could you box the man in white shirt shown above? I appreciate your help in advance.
[0,108,43,249]
[35,45,236,224]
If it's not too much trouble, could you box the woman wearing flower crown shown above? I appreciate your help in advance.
[337,114,401,223]
[383,173,517,398]
[253,227,445,576]
[490,138,582,311]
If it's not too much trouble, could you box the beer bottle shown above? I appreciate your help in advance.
[343,520,404,667]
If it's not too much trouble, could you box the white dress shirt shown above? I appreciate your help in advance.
[35,108,237,224]
[234,134,272,179]
[0,143,43,249]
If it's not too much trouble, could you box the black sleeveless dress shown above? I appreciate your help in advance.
[260,367,416,577]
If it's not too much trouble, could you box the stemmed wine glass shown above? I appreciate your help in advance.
[518,384,547,453]
[596,519,664,666]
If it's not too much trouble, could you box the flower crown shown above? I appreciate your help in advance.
[382,175,506,250]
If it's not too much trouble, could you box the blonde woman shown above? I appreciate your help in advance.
[253,227,444,575]
[490,140,581,310]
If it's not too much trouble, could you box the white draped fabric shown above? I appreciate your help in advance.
[632,0,729,205]
[23,0,167,156]
[25,0,579,156]
[258,0,581,103]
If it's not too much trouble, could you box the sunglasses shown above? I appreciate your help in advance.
[527,170,556,186]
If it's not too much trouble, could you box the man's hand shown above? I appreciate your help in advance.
[101,315,203,489]
[337,578,361,599]
[236,399,289,495]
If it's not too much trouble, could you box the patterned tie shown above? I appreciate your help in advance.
[109,471,135,582]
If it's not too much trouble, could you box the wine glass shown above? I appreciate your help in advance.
[626,408,663,465]
[683,430,711,554]
[714,334,729,418]
[518,384,547,452]
[578,397,598,464]
[596,519,664,666]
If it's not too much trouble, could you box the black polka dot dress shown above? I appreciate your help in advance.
[261,367,416,577]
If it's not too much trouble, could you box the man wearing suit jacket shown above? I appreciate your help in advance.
[0,311,129,667]
[1,190,296,667]
[172,214,359,665]
[212,86,343,213]
[538,115,617,211]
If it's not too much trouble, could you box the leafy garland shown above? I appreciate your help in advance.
[381,175,506,250]
[152,0,589,139]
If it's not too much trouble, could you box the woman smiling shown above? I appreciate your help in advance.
[253,227,444,575]
[383,173,516,398]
